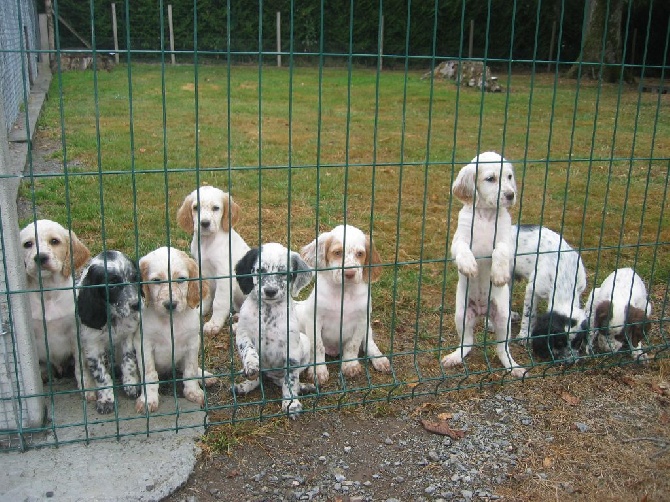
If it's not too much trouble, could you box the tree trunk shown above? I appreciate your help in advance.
[567,0,632,83]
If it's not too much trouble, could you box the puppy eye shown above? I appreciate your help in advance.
[259,267,267,274]
[151,277,161,282]
[50,238,61,245]
[212,205,220,211]
[23,241,33,249]
[176,276,188,283]
[356,250,365,258]
[485,176,496,182]
[333,249,342,257]
[507,174,513,180]
[192,204,198,212]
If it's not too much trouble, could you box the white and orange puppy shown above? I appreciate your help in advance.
[441,152,525,378]
[584,267,652,361]
[297,224,390,384]
[135,247,216,413]
[177,186,250,336]
[20,219,91,390]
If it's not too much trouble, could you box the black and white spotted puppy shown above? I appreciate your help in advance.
[77,250,141,414]
[233,243,315,419]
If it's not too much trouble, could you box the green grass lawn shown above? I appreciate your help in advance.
[26,63,670,422]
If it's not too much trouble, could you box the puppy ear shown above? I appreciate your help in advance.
[365,235,382,283]
[235,248,259,295]
[63,231,90,277]
[185,254,205,309]
[139,258,152,306]
[594,301,612,330]
[222,194,241,232]
[452,164,476,204]
[301,233,332,269]
[625,306,648,348]
[177,193,195,234]
[290,252,313,296]
[77,264,108,330]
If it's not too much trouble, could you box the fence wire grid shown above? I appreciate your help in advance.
[0,0,669,451]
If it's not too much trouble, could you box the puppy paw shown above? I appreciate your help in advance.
[441,352,463,368]
[135,396,159,414]
[372,356,391,373]
[456,252,478,278]
[490,262,511,287]
[509,310,521,323]
[341,360,362,378]
[307,365,329,385]
[204,318,224,337]
[184,387,205,407]
[124,384,140,398]
[298,382,317,395]
[85,390,98,402]
[243,359,260,380]
[282,399,303,419]
[96,399,115,415]
[509,367,527,379]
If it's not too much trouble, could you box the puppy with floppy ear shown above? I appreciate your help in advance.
[20,219,91,391]
[441,152,525,378]
[177,185,250,336]
[77,250,141,414]
[296,224,390,384]
[233,243,315,419]
[134,247,216,413]
[584,267,652,361]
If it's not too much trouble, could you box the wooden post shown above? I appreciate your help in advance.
[468,20,474,59]
[547,20,557,72]
[24,26,35,85]
[111,3,119,64]
[45,0,55,65]
[168,4,176,65]
[276,11,281,67]
[379,15,384,71]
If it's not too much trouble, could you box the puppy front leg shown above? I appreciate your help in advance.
[235,326,260,380]
[85,346,116,414]
[134,337,160,413]
[204,277,232,336]
[281,359,304,419]
[305,316,329,384]
[362,325,391,373]
[182,345,205,407]
[121,334,140,398]
[491,243,511,287]
[452,240,478,278]
[341,330,365,378]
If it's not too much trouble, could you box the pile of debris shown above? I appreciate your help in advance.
[421,60,502,92]
[55,52,115,72]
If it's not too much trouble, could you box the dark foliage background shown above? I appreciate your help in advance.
[50,0,668,71]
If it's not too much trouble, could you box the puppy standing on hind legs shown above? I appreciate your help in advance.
[233,244,315,419]
[441,152,525,378]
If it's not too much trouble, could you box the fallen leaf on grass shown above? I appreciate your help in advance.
[561,392,580,406]
[651,382,668,396]
[227,469,241,478]
[620,375,636,387]
[543,457,553,468]
[437,412,453,421]
[420,419,466,439]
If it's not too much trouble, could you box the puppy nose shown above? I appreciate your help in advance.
[344,270,356,280]
[130,301,140,312]
[35,253,49,265]
[505,192,515,202]
[200,220,210,229]
[263,286,278,298]
[162,300,178,311]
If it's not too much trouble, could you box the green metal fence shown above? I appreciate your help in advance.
[1,0,668,451]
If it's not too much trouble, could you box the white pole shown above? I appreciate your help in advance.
[111,3,119,65]
[168,4,176,65]
[276,11,281,67]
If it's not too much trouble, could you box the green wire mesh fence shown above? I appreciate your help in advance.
[0,0,668,451]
